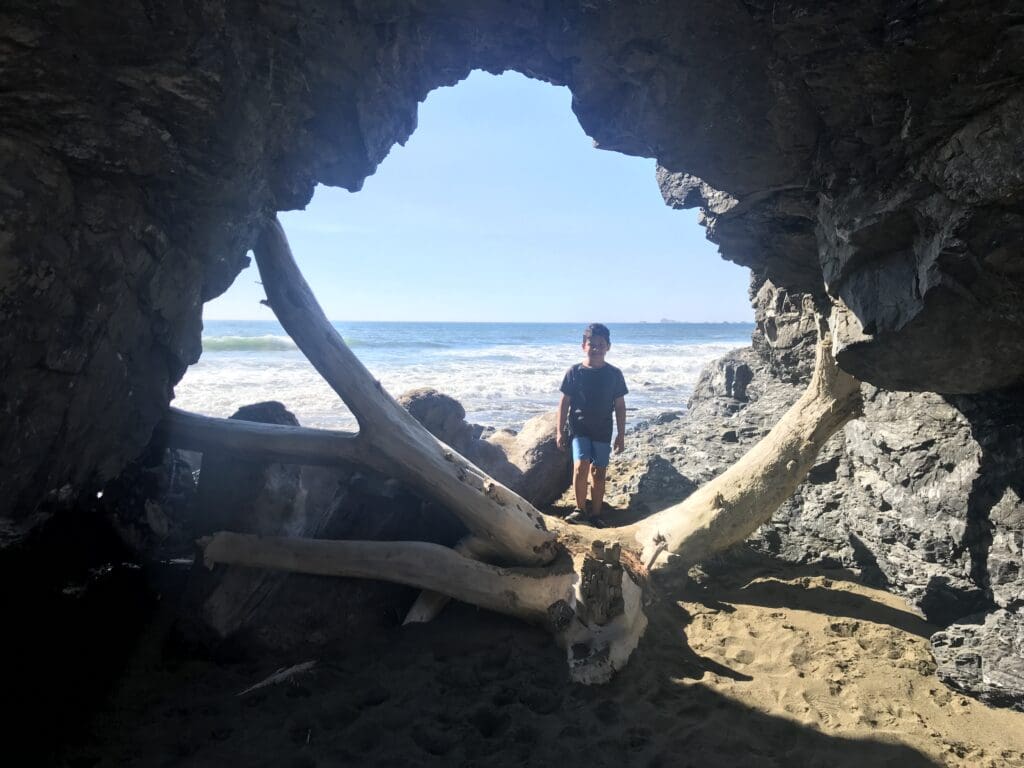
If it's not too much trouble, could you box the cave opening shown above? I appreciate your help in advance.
[177,70,754,434]
[4,4,1024,763]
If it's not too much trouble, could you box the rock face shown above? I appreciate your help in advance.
[931,609,1024,711]
[184,401,311,644]
[612,277,1024,708]
[486,411,572,509]
[399,387,571,508]
[3,2,1024,519]
[183,400,467,653]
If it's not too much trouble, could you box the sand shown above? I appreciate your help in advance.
[60,552,1024,768]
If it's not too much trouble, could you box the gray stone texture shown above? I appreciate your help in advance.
[610,277,1024,707]
[4,1,1024,519]
[931,610,1024,711]
[399,387,571,508]
[181,400,468,653]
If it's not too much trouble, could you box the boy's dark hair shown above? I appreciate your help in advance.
[583,323,611,344]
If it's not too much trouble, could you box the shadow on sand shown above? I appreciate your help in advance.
[680,550,937,639]
[62,573,941,768]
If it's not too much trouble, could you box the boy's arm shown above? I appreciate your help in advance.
[556,394,571,450]
[613,396,626,453]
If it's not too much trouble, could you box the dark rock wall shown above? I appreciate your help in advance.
[709,278,1024,708]
[2,4,1023,524]
[659,1,1024,390]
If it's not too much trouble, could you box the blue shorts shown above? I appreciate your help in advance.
[572,436,612,468]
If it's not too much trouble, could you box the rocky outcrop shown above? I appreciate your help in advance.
[183,402,311,645]
[658,6,1024,392]
[399,388,571,508]
[485,411,572,509]
[181,400,467,653]
[397,388,512,475]
[4,2,1024,520]
[932,610,1024,711]
[612,277,1024,707]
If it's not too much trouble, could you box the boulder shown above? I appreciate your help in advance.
[181,400,468,654]
[192,401,309,538]
[486,412,572,508]
[399,388,571,508]
[931,609,1024,711]
[182,401,310,646]
[225,462,465,654]
[397,388,473,452]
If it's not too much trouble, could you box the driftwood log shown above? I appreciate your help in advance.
[159,217,863,683]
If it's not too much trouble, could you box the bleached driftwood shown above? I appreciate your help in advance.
[237,660,318,697]
[250,219,555,566]
[618,321,862,569]
[165,216,862,683]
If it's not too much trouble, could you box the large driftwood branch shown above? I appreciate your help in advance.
[623,324,862,570]
[201,532,576,624]
[157,408,377,469]
[252,219,555,565]
[200,531,646,684]
[185,217,863,683]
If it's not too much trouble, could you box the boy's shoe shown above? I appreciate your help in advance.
[565,509,587,524]
[565,509,605,528]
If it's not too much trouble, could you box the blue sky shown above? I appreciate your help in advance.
[204,71,753,323]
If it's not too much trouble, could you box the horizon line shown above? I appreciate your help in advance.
[202,318,757,324]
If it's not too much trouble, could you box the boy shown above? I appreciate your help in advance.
[556,323,628,526]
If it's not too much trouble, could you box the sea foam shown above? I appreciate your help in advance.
[176,322,751,432]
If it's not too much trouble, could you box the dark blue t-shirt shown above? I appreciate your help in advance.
[560,363,628,443]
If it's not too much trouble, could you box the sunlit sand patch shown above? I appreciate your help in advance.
[678,569,1024,767]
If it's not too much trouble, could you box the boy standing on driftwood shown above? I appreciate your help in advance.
[556,323,628,527]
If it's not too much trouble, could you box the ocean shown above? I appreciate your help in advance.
[173,321,755,432]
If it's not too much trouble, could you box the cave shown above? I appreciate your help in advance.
[2,1,1023,764]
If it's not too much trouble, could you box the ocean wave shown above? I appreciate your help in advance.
[202,335,298,352]
[180,335,746,430]
[345,339,452,350]
[202,335,454,352]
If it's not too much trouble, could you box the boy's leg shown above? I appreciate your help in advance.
[571,436,593,512]
[573,459,591,512]
[588,441,612,517]
[589,464,607,517]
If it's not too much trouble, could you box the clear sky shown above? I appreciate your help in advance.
[204,70,754,323]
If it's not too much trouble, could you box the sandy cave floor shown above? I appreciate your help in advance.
[60,551,1024,768]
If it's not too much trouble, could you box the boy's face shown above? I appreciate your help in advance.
[582,335,610,365]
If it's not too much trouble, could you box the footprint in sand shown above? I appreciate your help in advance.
[518,686,563,715]
[469,706,510,738]
[729,648,755,665]
[826,620,860,637]
[411,724,456,756]
[593,698,620,725]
